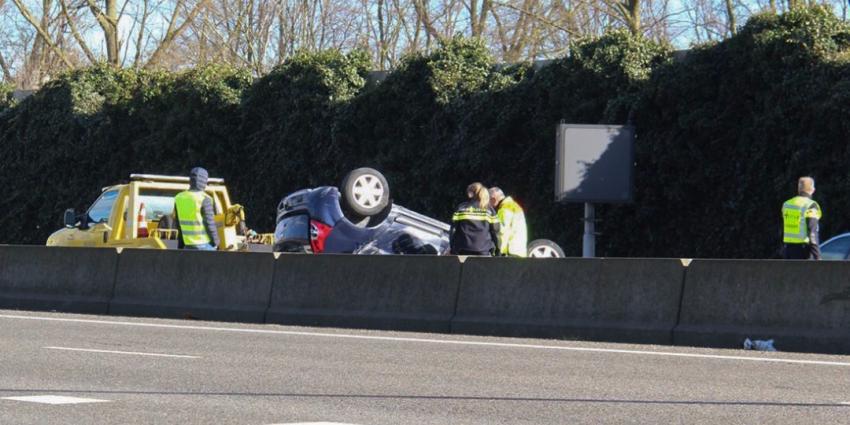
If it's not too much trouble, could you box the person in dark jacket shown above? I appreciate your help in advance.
[174,167,220,250]
[450,182,500,255]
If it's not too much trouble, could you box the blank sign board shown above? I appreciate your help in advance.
[555,124,634,203]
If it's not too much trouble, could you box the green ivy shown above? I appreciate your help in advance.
[0,82,14,114]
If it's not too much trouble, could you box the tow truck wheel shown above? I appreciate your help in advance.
[527,239,565,258]
[341,167,390,217]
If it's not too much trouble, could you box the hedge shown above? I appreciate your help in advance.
[0,82,13,113]
[1,6,847,258]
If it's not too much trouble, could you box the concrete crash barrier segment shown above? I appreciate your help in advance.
[674,259,850,354]
[0,245,118,314]
[267,254,462,332]
[110,249,275,322]
[452,257,686,344]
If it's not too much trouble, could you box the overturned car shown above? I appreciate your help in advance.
[273,168,563,257]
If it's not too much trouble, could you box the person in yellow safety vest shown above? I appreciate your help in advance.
[781,176,821,260]
[489,187,528,257]
[173,167,220,251]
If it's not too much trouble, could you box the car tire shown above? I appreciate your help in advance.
[527,239,565,258]
[340,167,391,217]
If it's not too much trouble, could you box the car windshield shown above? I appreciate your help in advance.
[139,189,178,221]
[822,235,850,260]
[87,190,119,223]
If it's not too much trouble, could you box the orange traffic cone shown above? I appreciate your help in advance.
[137,203,148,238]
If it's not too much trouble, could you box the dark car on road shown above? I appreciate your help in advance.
[273,168,563,257]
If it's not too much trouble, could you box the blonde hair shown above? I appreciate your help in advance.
[467,182,489,209]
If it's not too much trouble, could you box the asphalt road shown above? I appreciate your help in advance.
[1,310,849,424]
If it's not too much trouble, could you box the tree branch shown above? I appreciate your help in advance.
[84,0,112,30]
[11,0,74,68]
[412,0,443,43]
[133,0,150,67]
[725,0,737,35]
[145,0,209,68]
[493,0,579,37]
[0,51,13,82]
[59,0,97,63]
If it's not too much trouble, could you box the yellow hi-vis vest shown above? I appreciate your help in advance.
[782,196,822,244]
[175,191,213,246]
[496,197,528,257]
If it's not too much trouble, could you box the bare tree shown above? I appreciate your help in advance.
[362,0,406,69]
[58,0,96,63]
[11,0,74,68]
[413,0,444,46]
[0,50,12,81]
[466,0,492,36]
[145,0,208,68]
[489,0,587,61]
[130,0,150,67]
[85,0,120,64]
[725,0,737,34]
[4,0,849,86]
[603,0,641,35]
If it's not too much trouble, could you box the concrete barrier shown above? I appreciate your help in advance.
[674,259,850,354]
[110,249,275,322]
[452,257,686,344]
[9,244,850,354]
[266,254,462,332]
[0,245,118,313]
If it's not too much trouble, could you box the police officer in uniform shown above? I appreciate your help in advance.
[781,176,821,260]
[174,167,220,250]
[450,182,500,256]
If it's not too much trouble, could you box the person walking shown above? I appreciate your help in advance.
[174,167,220,251]
[781,176,822,260]
[450,182,500,256]
[489,187,528,257]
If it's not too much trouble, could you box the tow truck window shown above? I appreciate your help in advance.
[139,190,178,221]
[87,190,119,223]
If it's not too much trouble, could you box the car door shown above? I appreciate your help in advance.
[71,189,120,247]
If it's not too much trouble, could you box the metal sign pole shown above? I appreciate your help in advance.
[583,203,595,258]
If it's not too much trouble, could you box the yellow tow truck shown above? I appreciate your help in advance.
[46,174,273,251]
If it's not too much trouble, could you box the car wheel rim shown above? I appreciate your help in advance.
[352,174,384,209]
[530,245,559,258]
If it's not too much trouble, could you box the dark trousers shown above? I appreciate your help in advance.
[783,243,819,260]
[452,249,491,256]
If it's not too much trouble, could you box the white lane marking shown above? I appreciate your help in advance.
[44,346,199,359]
[2,395,109,405]
[842,402,850,405]
[3,313,850,368]
[269,423,362,425]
